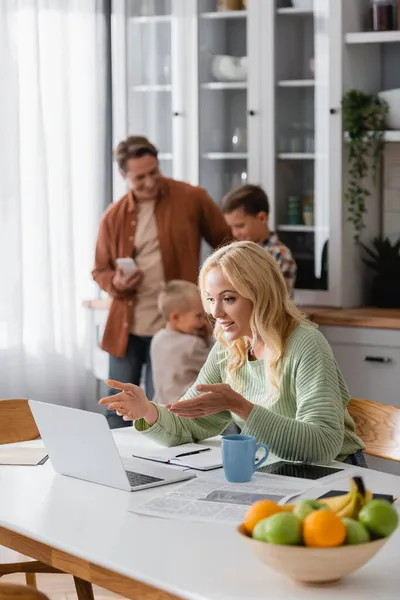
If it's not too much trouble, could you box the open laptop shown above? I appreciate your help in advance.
[28,400,195,492]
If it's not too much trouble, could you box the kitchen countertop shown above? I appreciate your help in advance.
[302,307,400,330]
[82,299,400,330]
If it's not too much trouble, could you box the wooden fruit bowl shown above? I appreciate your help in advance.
[237,524,388,584]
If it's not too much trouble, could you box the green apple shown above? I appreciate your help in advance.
[293,499,328,521]
[342,517,370,545]
[358,500,399,538]
[253,513,302,545]
[253,519,268,542]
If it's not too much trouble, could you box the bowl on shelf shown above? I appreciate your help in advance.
[378,89,400,129]
[291,0,314,10]
[211,55,247,82]
[237,524,388,584]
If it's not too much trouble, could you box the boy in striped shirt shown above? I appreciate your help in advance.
[221,184,297,295]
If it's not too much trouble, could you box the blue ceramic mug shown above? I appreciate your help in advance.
[221,434,269,483]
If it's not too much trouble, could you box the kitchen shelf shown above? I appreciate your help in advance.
[132,84,172,92]
[201,82,247,90]
[344,131,400,142]
[278,79,315,87]
[277,7,313,15]
[202,152,248,160]
[278,153,315,160]
[278,225,315,233]
[384,131,400,142]
[201,10,247,20]
[130,16,171,24]
[346,31,400,44]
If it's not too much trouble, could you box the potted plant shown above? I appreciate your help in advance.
[342,90,388,243]
[360,236,400,308]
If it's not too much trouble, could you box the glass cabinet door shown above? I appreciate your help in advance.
[197,0,249,206]
[274,0,334,298]
[126,0,174,177]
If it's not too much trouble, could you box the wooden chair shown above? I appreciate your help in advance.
[0,400,94,600]
[348,398,400,462]
[0,583,50,600]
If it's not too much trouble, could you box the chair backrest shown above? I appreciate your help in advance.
[348,398,400,462]
[0,399,40,445]
[0,584,49,600]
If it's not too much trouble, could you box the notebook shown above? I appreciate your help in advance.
[0,447,49,466]
[132,443,223,471]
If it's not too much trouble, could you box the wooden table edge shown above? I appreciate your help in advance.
[0,525,184,600]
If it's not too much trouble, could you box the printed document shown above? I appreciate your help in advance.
[130,471,311,524]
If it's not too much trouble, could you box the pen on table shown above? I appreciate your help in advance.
[174,448,211,458]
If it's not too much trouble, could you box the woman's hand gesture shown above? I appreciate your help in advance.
[98,380,158,424]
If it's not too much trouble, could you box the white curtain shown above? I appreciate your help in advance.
[0,0,109,409]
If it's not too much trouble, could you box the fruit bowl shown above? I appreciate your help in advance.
[237,523,388,584]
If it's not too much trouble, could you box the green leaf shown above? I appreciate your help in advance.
[342,89,387,243]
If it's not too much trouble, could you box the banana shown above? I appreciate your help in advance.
[320,490,353,513]
[282,477,373,518]
[314,477,372,519]
[336,490,359,518]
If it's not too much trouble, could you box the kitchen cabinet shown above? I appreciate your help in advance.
[110,0,400,306]
[111,0,267,204]
[320,325,400,407]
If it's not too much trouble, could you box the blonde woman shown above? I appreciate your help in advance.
[99,241,366,466]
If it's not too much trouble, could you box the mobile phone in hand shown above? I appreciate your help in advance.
[115,257,136,276]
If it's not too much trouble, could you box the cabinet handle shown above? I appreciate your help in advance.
[173,111,182,117]
[248,110,256,116]
[330,108,339,115]
[364,356,393,364]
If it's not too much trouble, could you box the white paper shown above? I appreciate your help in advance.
[131,471,312,524]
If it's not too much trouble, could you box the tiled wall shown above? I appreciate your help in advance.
[383,144,400,238]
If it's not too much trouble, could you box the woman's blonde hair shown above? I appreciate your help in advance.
[198,241,311,395]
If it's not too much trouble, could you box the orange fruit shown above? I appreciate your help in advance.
[244,500,283,534]
[303,510,346,548]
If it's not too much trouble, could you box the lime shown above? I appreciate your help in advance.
[342,517,370,544]
[253,512,302,545]
[358,500,399,538]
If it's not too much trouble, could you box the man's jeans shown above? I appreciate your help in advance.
[106,334,154,429]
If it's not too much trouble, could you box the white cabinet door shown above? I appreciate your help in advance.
[111,0,187,198]
[193,1,265,198]
[196,0,250,204]
[320,326,400,407]
[271,0,342,306]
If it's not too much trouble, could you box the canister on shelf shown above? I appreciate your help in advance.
[302,192,314,226]
[287,196,301,225]
[369,0,394,31]
[217,0,243,11]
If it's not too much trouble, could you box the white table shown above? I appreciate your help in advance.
[1,429,400,600]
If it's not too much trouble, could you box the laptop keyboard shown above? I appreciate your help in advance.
[125,470,163,488]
